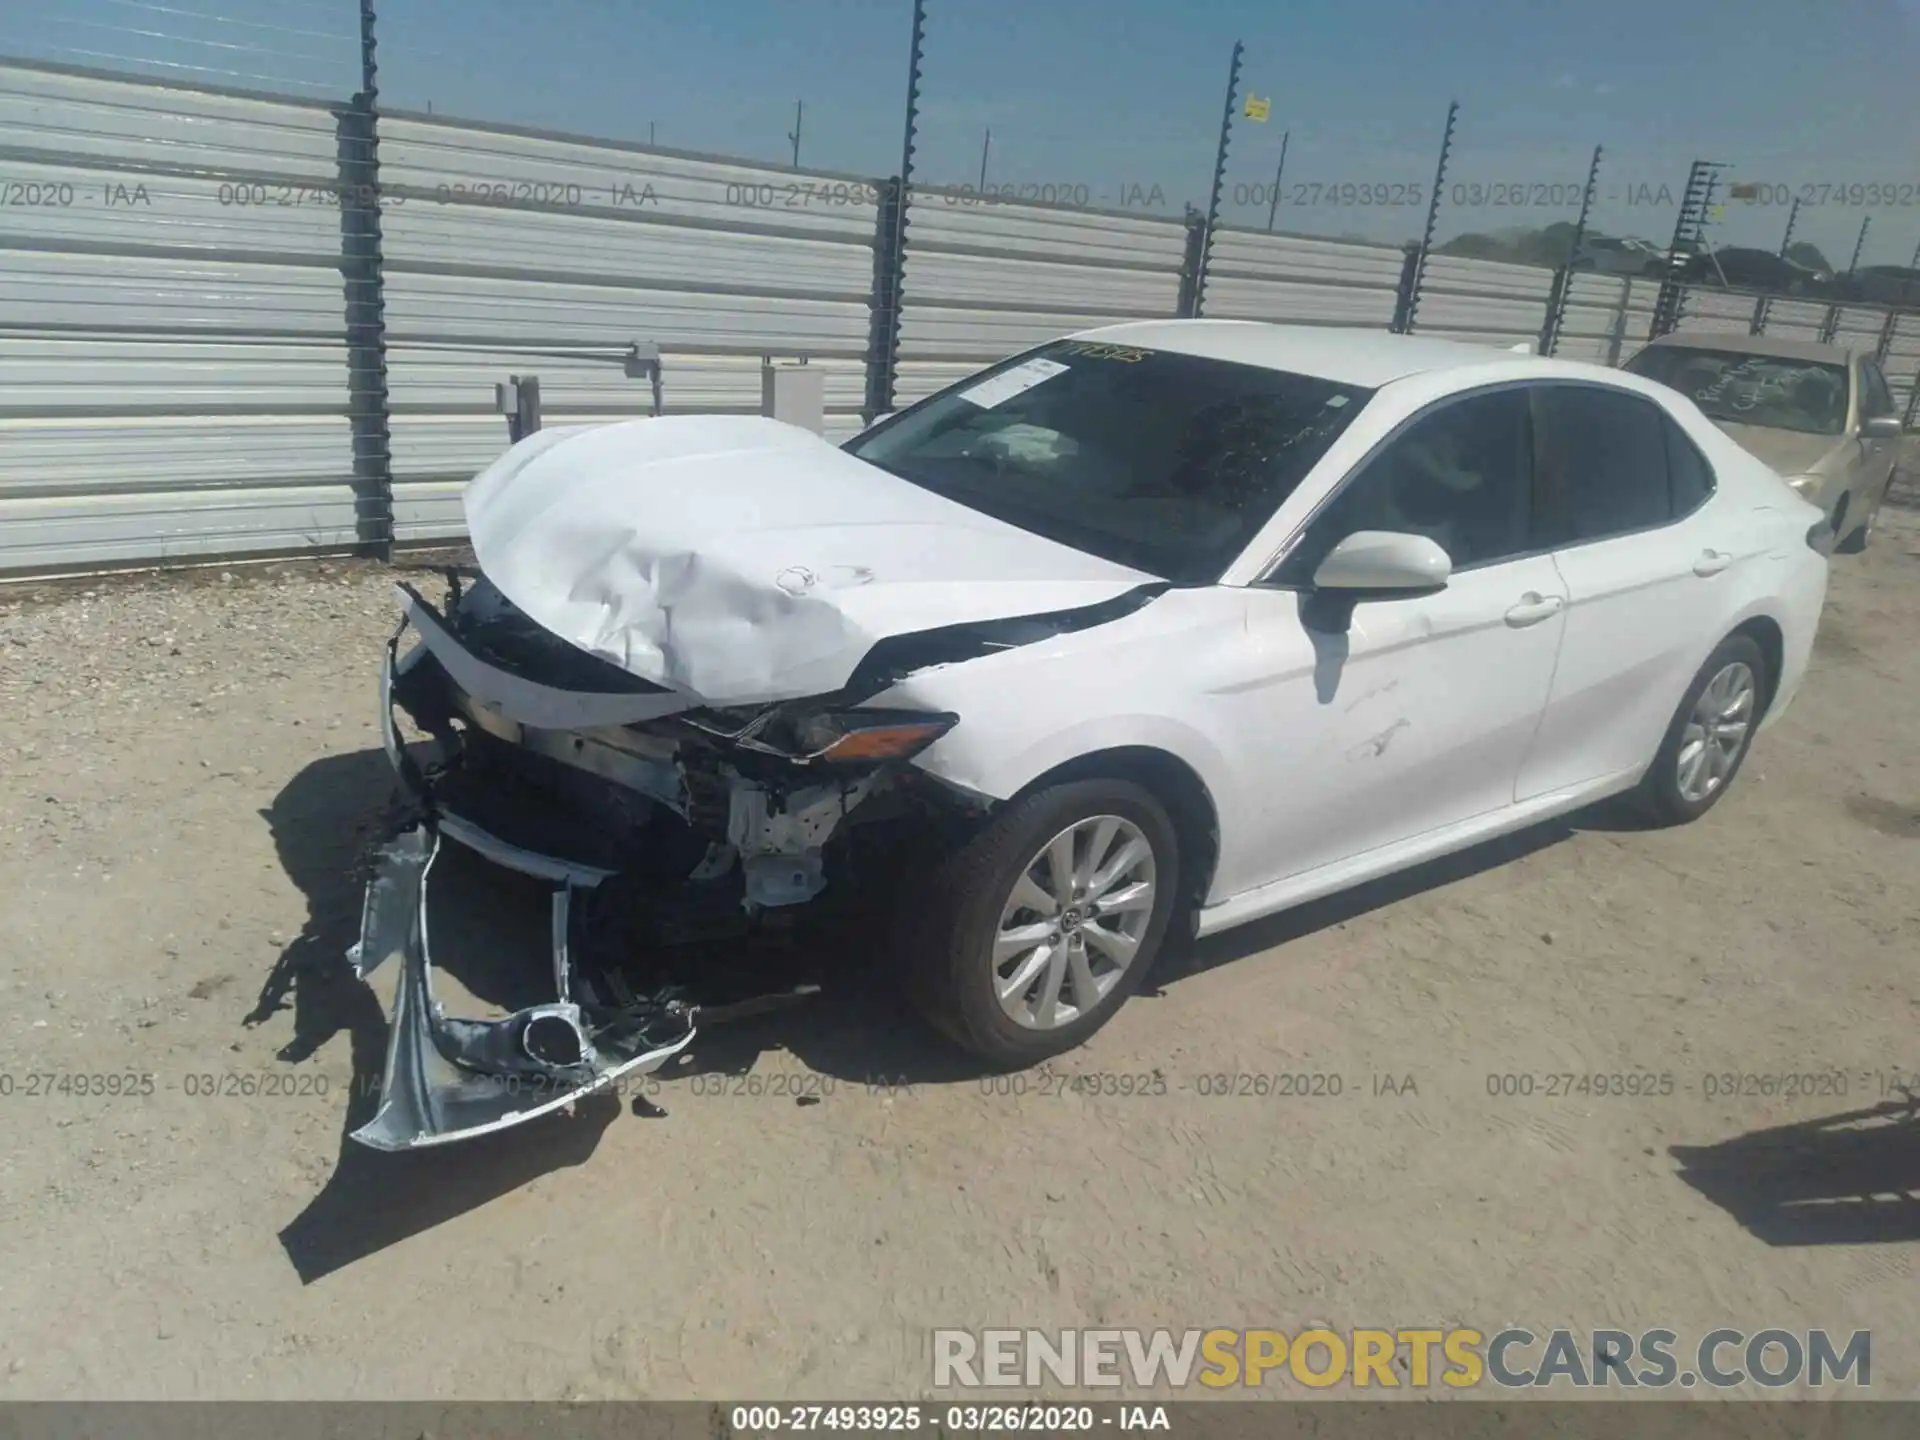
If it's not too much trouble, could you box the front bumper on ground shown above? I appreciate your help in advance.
[346,631,696,1151]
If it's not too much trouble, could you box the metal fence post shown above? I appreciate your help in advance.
[1605,279,1633,366]
[1397,100,1457,335]
[341,0,393,560]
[1389,243,1420,333]
[496,375,541,444]
[864,177,906,422]
[1819,216,1871,344]
[1752,196,1801,335]
[1539,144,1602,356]
[1264,129,1289,233]
[1176,206,1208,318]
[1190,39,1244,319]
[863,0,925,423]
[1651,160,1725,338]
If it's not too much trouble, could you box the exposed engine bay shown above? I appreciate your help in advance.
[349,569,1157,1149]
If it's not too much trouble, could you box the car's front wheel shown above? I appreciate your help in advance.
[899,778,1180,1068]
[1837,473,1895,554]
[1635,634,1768,826]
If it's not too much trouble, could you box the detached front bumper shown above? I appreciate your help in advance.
[347,631,696,1151]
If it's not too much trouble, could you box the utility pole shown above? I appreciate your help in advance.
[788,100,804,168]
[1264,129,1289,231]
[978,127,991,190]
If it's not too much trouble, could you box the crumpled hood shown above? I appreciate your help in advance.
[463,415,1156,704]
[1712,422,1846,478]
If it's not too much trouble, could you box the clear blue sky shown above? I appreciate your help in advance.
[7,0,1920,264]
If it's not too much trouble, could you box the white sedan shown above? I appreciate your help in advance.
[352,321,1831,1148]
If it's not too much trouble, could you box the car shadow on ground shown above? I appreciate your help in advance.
[678,796,1663,1087]
[1669,1099,1920,1245]
[251,746,1657,1279]
[1154,793,1654,986]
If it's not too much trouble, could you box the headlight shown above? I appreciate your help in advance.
[790,710,958,762]
[1784,474,1819,495]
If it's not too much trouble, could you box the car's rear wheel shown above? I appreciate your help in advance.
[1635,634,1767,826]
[898,778,1179,1068]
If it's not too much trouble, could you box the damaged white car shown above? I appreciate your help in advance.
[350,320,1832,1149]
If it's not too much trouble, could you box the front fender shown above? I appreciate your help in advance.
[869,584,1255,896]
[906,708,1243,903]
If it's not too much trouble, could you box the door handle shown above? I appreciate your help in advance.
[1693,550,1733,577]
[1504,592,1565,627]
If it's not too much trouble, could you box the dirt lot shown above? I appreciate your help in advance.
[1,505,1917,1402]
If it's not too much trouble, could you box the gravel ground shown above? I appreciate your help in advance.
[0,512,1917,1402]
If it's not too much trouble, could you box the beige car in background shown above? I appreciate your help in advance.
[1624,334,1905,553]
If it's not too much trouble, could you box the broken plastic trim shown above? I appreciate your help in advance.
[352,642,694,1150]
[347,826,696,1151]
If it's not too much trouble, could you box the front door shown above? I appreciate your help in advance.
[1219,386,1570,893]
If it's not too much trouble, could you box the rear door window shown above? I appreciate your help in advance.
[1665,417,1716,517]
[1532,384,1673,545]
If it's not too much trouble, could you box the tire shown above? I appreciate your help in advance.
[897,777,1180,1068]
[1634,634,1768,827]
[1828,492,1852,550]
[1837,477,1891,555]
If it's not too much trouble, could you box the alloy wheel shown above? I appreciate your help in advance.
[992,815,1157,1030]
[1676,661,1756,803]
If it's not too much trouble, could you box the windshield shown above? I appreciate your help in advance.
[845,340,1372,583]
[1624,346,1849,436]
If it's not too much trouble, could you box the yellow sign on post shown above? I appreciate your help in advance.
[1243,95,1271,122]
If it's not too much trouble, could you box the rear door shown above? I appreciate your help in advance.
[1515,383,1729,801]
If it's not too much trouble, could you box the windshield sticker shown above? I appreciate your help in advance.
[958,357,1070,409]
[1061,342,1152,362]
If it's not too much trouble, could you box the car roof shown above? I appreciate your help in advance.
[1069,319,1559,388]
[1636,331,1857,366]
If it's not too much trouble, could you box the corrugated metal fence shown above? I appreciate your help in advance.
[373,111,881,541]
[3,54,1918,575]
[0,62,367,573]
[895,187,1188,407]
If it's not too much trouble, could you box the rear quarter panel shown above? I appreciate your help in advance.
[1682,425,1830,727]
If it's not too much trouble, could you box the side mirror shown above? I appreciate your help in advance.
[1311,530,1453,593]
[1300,531,1451,635]
[1862,414,1904,440]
